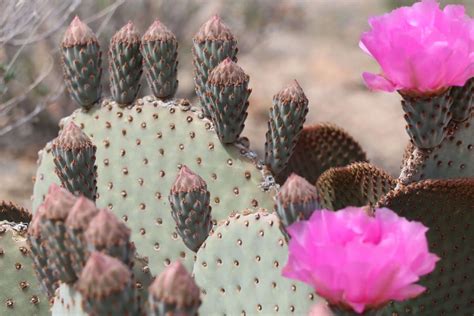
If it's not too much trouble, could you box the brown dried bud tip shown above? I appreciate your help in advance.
[142,20,176,42]
[53,122,93,150]
[171,165,207,193]
[193,14,234,43]
[277,173,318,206]
[208,58,249,86]
[43,184,77,221]
[0,200,32,223]
[111,21,141,45]
[65,196,99,231]
[62,16,98,48]
[28,204,46,238]
[149,261,201,308]
[77,252,131,299]
[85,209,130,247]
[274,80,308,106]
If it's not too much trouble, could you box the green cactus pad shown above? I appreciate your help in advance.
[277,124,368,185]
[32,97,275,276]
[51,254,152,315]
[399,113,474,184]
[400,90,453,149]
[377,178,474,315]
[193,211,319,315]
[0,224,49,315]
[316,162,397,211]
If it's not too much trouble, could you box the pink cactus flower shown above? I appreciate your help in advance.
[360,0,474,95]
[282,207,439,314]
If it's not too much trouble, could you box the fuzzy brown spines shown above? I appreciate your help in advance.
[277,123,368,184]
[0,200,31,223]
[264,80,309,175]
[53,121,93,149]
[208,57,249,86]
[316,162,397,211]
[111,21,141,45]
[148,261,201,315]
[193,15,234,43]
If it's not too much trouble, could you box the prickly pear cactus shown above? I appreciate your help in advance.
[378,178,474,315]
[316,162,397,211]
[0,206,49,316]
[400,113,474,184]
[33,97,275,275]
[193,211,319,315]
[277,123,368,185]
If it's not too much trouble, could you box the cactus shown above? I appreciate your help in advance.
[40,184,78,283]
[0,203,49,315]
[169,165,212,252]
[276,123,367,185]
[109,21,143,105]
[76,252,139,315]
[61,16,102,109]
[400,113,474,184]
[207,58,251,143]
[316,162,397,211]
[148,261,201,316]
[377,178,474,315]
[265,80,309,175]
[84,208,135,266]
[275,173,319,229]
[193,211,319,314]
[400,90,453,149]
[65,196,99,275]
[193,15,238,118]
[52,121,97,200]
[449,78,473,122]
[141,20,178,100]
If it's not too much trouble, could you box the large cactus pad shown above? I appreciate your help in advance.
[32,96,275,275]
[378,178,474,315]
[193,211,319,315]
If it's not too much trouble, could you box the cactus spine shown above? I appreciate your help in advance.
[51,122,97,200]
[141,20,178,100]
[61,16,102,109]
[109,21,143,105]
[207,58,251,143]
[265,80,309,175]
[193,15,238,118]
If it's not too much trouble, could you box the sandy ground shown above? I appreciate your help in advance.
[4,0,469,209]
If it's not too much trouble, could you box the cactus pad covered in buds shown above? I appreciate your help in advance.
[141,20,178,99]
[61,16,102,109]
[193,15,237,117]
[52,121,97,200]
[169,165,212,252]
[109,21,143,105]
[207,58,251,143]
[148,261,201,315]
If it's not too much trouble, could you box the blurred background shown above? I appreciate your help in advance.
[1,0,473,208]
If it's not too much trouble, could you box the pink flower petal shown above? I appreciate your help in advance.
[362,72,397,92]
